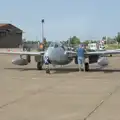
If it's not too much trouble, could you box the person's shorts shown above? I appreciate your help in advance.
[77,57,84,64]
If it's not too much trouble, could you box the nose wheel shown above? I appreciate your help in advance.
[46,67,50,74]
[45,63,50,74]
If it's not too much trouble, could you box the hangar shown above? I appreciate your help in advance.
[0,23,23,48]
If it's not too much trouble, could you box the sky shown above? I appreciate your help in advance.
[0,0,120,42]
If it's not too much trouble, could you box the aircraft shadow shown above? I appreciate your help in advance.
[4,67,79,74]
[4,67,120,74]
[53,68,120,74]
[4,67,37,71]
[89,68,120,73]
[51,67,79,74]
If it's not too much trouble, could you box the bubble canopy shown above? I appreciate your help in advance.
[49,42,63,48]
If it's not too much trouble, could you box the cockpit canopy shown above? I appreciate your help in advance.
[49,42,64,48]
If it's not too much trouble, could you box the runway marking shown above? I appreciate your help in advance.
[83,85,120,120]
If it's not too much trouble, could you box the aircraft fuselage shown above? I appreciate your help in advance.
[44,46,73,65]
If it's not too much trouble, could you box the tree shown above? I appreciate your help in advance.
[42,37,49,49]
[69,36,80,46]
[82,40,97,45]
[91,40,97,43]
[102,36,106,40]
[43,37,47,45]
[82,40,90,45]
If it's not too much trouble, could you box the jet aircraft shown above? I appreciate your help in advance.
[0,42,120,73]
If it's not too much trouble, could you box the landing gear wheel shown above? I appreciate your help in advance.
[110,54,112,57]
[46,68,50,74]
[37,62,43,70]
[85,63,89,71]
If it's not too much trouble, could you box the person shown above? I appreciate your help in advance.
[44,56,49,65]
[44,56,50,74]
[77,44,86,71]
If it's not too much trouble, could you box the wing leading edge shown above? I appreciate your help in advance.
[0,51,45,56]
[64,49,120,57]
[0,49,120,57]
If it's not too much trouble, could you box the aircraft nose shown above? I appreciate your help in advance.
[44,48,53,60]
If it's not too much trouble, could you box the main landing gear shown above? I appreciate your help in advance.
[84,63,89,72]
[37,62,50,74]
[37,62,43,70]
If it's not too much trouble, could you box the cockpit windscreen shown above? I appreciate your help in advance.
[49,42,65,50]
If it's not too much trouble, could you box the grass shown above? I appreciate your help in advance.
[105,44,120,50]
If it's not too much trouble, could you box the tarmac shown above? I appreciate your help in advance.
[0,52,120,120]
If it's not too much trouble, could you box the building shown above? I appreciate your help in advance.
[0,23,23,48]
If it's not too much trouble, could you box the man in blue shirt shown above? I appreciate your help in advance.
[77,44,86,71]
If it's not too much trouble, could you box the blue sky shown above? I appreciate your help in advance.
[0,0,120,42]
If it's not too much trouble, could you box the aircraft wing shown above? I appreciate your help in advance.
[0,51,45,56]
[64,49,120,57]
[85,49,120,55]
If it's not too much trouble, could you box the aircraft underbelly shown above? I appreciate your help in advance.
[51,58,72,65]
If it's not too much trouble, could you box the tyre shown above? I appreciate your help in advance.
[85,63,89,71]
[37,62,42,70]
[46,68,50,74]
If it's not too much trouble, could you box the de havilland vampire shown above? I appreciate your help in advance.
[0,42,120,73]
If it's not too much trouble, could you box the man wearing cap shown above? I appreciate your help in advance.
[77,44,86,71]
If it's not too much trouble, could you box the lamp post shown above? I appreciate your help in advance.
[41,19,44,43]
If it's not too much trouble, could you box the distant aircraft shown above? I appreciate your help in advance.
[0,42,120,73]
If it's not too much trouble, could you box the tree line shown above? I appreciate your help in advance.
[23,32,120,47]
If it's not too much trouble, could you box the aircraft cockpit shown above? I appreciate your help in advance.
[49,42,59,48]
[49,42,65,50]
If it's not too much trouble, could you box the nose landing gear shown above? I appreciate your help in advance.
[44,56,51,74]
[46,67,50,74]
